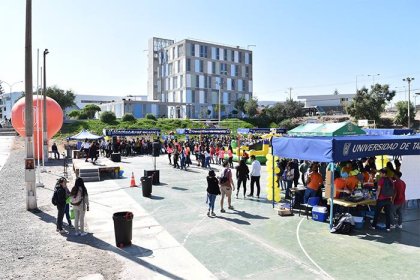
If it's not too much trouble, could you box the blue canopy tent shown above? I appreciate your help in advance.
[271,134,420,228]
[363,128,414,136]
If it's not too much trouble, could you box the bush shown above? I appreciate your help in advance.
[78,112,88,120]
[278,119,297,130]
[145,113,157,121]
[100,111,116,124]
[122,113,136,122]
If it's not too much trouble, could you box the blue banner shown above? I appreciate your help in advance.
[103,129,161,136]
[184,128,231,135]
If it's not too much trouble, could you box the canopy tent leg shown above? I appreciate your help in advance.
[327,162,335,229]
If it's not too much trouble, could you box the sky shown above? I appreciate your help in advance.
[1,0,419,104]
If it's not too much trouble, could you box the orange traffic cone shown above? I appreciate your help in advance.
[130,172,137,187]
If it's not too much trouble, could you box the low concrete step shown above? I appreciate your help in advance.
[79,176,100,182]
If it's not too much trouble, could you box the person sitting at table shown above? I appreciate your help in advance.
[303,165,323,203]
[346,170,360,192]
[341,161,353,174]
[362,167,375,188]
[334,177,347,198]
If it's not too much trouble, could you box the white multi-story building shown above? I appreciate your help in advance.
[148,37,253,119]
[0,91,23,120]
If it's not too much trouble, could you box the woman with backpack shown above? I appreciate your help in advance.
[70,177,90,236]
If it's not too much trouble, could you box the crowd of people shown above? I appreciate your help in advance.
[272,157,406,232]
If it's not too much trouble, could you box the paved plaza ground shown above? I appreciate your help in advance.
[1,136,420,280]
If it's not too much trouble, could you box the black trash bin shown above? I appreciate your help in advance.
[112,211,133,247]
[141,176,152,197]
[144,170,160,185]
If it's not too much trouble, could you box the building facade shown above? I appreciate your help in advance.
[148,37,253,119]
[0,91,24,120]
[297,93,355,114]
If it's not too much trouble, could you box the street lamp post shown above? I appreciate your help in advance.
[403,77,415,128]
[0,80,24,93]
[355,74,364,93]
[42,48,49,162]
[367,74,380,86]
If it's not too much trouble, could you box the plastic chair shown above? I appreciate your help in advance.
[299,197,320,219]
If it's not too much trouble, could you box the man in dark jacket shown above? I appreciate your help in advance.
[55,177,68,233]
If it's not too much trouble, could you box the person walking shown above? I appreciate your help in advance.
[236,159,249,198]
[228,146,234,168]
[219,161,235,213]
[54,177,68,234]
[371,169,394,232]
[166,144,173,165]
[206,170,220,217]
[71,177,90,236]
[248,155,261,198]
[391,171,406,229]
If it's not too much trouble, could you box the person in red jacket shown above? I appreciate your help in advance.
[391,171,406,229]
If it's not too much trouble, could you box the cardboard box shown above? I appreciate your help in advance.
[324,183,337,199]
[278,208,293,216]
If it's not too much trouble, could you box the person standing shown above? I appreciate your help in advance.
[248,155,261,198]
[81,139,91,162]
[284,161,295,199]
[391,171,406,229]
[51,143,60,159]
[371,169,394,232]
[166,144,173,165]
[219,161,235,213]
[303,165,323,203]
[292,159,300,188]
[54,177,68,234]
[71,177,90,236]
[236,159,249,198]
[206,170,220,217]
[228,146,234,168]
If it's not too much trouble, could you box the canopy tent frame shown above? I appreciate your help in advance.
[271,134,420,228]
[67,129,103,141]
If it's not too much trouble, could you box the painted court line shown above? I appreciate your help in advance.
[296,218,335,280]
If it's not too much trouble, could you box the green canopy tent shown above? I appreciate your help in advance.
[288,122,366,137]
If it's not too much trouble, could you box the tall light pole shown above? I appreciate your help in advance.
[403,77,414,128]
[25,0,37,210]
[42,48,49,162]
[367,74,380,86]
[0,80,23,93]
[355,74,364,93]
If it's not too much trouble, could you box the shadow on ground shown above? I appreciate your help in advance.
[31,209,185,280]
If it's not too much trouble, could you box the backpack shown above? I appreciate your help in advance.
[51,188,58,206]
[331,213,354,234]
[219,169,229,184]
[381,177,394,197]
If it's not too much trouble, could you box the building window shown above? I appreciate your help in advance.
[191,43,195,56]
[238,51,242,63]
[199,60,204,72]
[186,58,191,71]
[178,44,184,57]
[180,75,184,87]
[207,76,212,88]
[231,79,235,90]
[231,50,235,62]
[249,53,252,64]
[216,48,220,60]
[245,66,249,78]
[224,49,228,60]
[212,62,216,74]
[168,63,173,75]
[231,65,237,76]
[196,75,200,88]
[221,63,227,75]
[199,45,208,58]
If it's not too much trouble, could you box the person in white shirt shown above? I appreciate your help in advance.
[81,139,91,162]
[248,155,261,198]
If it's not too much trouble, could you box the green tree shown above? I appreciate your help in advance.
[83,104,101,119]
[346,84,395,122]
[68,110,80,119]
[234,97,246,114]
[213,104,226,117]
[265,103,285,123]
[244,97,258,116]
[394,101,415,127]
[283,99,304,118]
[46,86,76,109]
[100,111,116,123]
